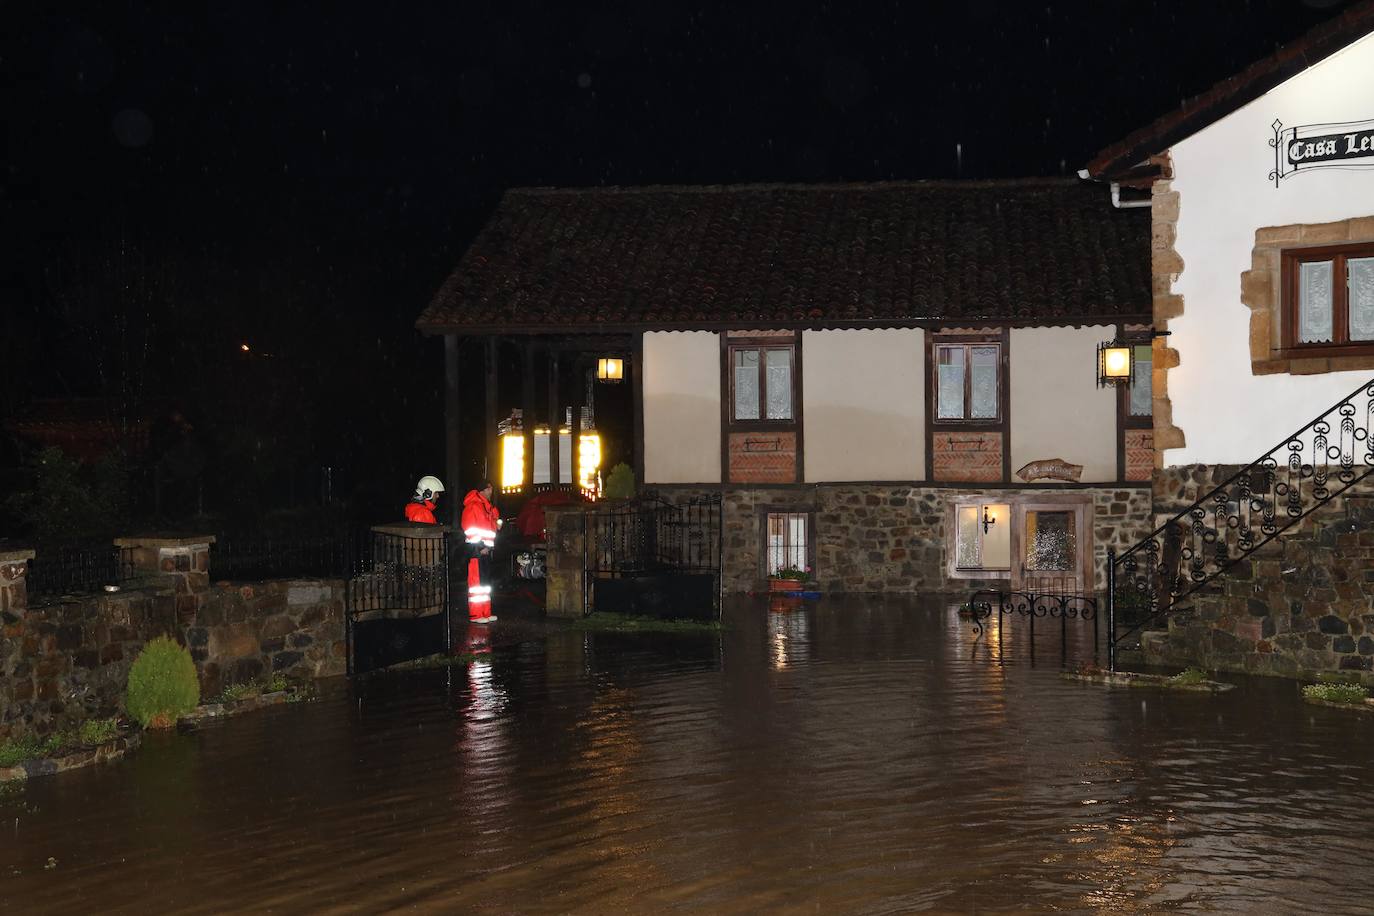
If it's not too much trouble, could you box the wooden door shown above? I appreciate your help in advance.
[1012,499,1093,595]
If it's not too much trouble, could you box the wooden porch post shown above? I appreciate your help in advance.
[523,341,535,491]
[485,336,499,485]
[548,350,561,484]
[632,332,645,486]
[571,359,583,495]
[443,334,462,526]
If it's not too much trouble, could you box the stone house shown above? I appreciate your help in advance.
[418,178,1155,596]
[1083,1,1374,677]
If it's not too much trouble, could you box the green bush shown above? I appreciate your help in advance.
[1169,667,1209,686]
[603,462,636,500]
[126,636,200,728]
[76,718,119,746]
[1302,683,1368,705]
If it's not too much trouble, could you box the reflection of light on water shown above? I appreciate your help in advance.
[768,604,810,670]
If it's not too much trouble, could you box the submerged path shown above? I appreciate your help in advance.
[4,596,1373,914]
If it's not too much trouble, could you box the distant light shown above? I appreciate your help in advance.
[240,343,251,352]
[597,357,623,383]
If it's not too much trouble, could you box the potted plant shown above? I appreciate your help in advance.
[768,564,810,594]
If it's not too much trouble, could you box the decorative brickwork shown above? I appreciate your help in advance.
[1242,216,1374,376]
[932,431,1003,482]
[1125,429,1153,482]
[728,431,797,483]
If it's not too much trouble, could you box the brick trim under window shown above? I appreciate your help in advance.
[721,332,804,484]
[1243,218,1374,376]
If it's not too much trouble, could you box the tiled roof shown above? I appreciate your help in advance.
[418,178,1150,333]
[1087,0,1374,180]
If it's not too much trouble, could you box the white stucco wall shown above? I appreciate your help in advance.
[642,331,721,483]
[1167,33,1374,465]
[1009,326,1119,483]
[802,329,924,480]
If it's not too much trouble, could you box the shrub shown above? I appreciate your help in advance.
[1169,667,1209,686]
[126,636,200,728]
[76,718,119,746]
[603,462,636,500]
[1302,683,1368,705]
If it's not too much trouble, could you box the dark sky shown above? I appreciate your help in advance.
[0,0,1355,505]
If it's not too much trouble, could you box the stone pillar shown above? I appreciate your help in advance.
[0,548,35,620]
[544,504,586,619]
[114,535,215,626]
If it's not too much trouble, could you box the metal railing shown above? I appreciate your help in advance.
[1107,375,1374,669]
[212,526,367,580]
[26,542,135,604]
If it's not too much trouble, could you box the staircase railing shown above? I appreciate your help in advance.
[1106,375,1374,669]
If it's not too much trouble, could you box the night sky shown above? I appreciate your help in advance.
[1,0,1354,514]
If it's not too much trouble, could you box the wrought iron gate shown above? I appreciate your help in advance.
[583,492,723,620]
[345,528,454,675]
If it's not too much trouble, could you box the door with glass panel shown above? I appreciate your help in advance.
[1012,501,1091,595]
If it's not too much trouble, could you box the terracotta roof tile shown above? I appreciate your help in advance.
[418,178,1149,333]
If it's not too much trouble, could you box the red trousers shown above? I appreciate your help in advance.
[466,555,491,619]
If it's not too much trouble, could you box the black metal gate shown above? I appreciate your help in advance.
[583,491,723,620]
[346,529,454,675]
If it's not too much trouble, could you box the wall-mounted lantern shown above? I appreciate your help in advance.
[1096,339,1134,387]
[596,357,624,383]
[982,504,998,535]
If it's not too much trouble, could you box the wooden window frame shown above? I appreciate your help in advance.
[931,337,1004,425]
[1280,240,1374,357]
[727,341,798,426]
[945,497,1012,582]
[758,507,816,579]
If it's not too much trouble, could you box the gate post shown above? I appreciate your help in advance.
[1106,547,1117,672]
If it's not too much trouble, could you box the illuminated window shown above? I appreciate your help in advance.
[951,501,1010,574]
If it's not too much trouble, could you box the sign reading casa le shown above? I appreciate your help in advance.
[1270,117,1374,186]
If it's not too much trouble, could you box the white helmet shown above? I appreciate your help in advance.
[414,475,445,501]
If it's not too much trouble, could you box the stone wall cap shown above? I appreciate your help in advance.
[0,547,37,563]
[112,534,218,548]
[370,523,453,538]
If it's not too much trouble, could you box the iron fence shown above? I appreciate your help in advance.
[212,526,368,581]
[25,542,135,605]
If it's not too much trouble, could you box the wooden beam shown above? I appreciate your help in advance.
[548,350,560,484]
[485,336,499,484]
[632,332,645,487]
[523,341,535,490]
[443,334,461,526]
[571,359,583,494]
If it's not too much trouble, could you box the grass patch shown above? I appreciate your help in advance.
[0,717,123,768]
[264,673,289,693]
[214,673,295,704]
[1302,683,1369,705]
[567,612,724,633]
[1168,667,1209,686]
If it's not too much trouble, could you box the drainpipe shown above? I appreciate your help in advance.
[1078,169,1152,209]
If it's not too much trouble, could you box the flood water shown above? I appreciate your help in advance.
[4,595,1374,914]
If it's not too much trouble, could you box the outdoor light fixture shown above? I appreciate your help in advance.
[500,433,524,490]
[982,505,997,534]
[578,432,602,497]
[1097,339,1134,387]
[596,357,624,383]
[240,343,251,352]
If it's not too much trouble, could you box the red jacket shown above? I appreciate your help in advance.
[461,489,500,547]
[405,500,438,524]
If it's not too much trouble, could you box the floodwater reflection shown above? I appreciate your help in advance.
[3,595,1373,914]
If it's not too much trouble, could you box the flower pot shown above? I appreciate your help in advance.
[768,578,804,594]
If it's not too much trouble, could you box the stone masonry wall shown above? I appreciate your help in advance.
[654,485,1152,596]
[1142,465,1374,683]
[0,538,346,741]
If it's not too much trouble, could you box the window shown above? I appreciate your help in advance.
[952,502,1010,574]
[765,512,808,575]
[1128,345,1152,418]
[731,345,794,421]
[934,342,1001,422]
[1284,241,1374,352]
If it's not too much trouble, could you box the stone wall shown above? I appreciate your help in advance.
[0,537,346,741]
[1141,465,1374,683]
[543,485,1153,611]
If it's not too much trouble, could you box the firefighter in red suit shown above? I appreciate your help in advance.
[405,475,445,524]
[461,480,502,623]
